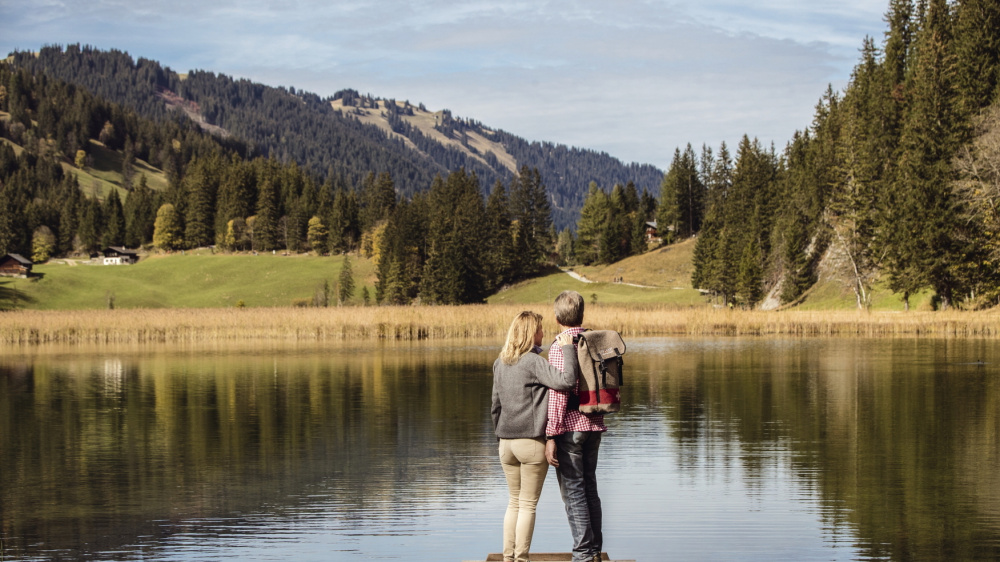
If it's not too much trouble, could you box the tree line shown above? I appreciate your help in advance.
[655,0,999,310]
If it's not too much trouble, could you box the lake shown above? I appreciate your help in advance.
[1,337,998,561]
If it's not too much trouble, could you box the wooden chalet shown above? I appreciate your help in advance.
[102,246,139,265]
[0,254,33,277]
[645,220,660,243]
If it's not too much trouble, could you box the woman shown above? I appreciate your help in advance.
[491,311,580,562]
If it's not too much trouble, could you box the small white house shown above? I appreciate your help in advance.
[102,246,138,265]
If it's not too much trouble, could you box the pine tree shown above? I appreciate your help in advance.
[360,171,396,232]
[705,137,775,306]
[599,184,629,263]
[657,149,683,244]
[778,212,814,304]
[884,0,915,95]
[254,163,282,251]
[57,176,82,255]
[421,169,488,304]
[692,143,733,301]
[574,182,607,265]
[215,155,254,246]
[952,0,1000,119]
[830,37,892,308]
[484,180,516,290]
[0,185,15,256]
[736,238,764,307]
[77,197,104,254]
[889,0,963,308]
[102,189,125,247]
[328,187,360,253]
[124,175,156,248]
[657,145,705,242]
[508,166,552,273]
[338,254,355,304]
[630,213,648,257]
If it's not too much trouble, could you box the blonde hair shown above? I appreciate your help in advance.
[499,311,543,365]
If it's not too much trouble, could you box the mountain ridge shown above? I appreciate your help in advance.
[8,44,664,230]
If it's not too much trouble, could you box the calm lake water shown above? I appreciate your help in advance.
[1,337,999,561]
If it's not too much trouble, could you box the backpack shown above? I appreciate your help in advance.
[573,330,626,415]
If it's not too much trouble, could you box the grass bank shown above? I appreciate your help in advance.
[4,306,1000,346]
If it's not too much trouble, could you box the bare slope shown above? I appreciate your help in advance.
[329,98,518,173]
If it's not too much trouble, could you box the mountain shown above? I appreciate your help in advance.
[7,45,663,230]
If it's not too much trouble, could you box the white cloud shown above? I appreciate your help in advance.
[0,0,889,168]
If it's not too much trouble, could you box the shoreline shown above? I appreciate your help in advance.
[4,305,1000,346]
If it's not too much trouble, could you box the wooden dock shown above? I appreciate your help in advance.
[465,554,634,561]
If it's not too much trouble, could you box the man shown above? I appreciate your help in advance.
[544,290,607,562]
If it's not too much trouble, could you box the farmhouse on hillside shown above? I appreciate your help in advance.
[645,220,660,243]
[102,247,139,265]
[0,254,33,277]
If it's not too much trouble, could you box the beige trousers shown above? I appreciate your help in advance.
[499,437,549,562]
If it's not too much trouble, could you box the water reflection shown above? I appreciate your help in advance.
[1,338,998,560]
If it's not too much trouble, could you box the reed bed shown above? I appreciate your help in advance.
[5,305,1000,346]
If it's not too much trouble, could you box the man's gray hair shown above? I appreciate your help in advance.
[554,290,585,327]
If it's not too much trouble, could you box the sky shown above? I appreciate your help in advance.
[0,0,890,170]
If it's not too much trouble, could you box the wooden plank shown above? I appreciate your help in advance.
[464,554,634,562]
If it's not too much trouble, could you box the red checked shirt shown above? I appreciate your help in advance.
[545,327,607,436]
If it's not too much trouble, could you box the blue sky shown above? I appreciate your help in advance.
[0,0,889,169]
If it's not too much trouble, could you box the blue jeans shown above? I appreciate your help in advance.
[555,431,603,562]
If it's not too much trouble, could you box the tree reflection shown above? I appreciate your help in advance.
[625,338,1000,560]
[0,345,496,558]
[1,339,998,560]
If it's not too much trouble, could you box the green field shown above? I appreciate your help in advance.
[487,269,706,305]
[2,241,930,311]
[2,252,375,310]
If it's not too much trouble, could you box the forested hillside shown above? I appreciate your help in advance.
[6,45,662,230]
[0,61,558,305]
[558,0,1000,311]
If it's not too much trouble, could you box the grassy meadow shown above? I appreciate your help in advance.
[75,139,171,197]
[1,133,169,202]
[488,237,704,306]
[3,251,376,310]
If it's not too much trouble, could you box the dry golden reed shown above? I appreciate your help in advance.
[5,305,1000,346]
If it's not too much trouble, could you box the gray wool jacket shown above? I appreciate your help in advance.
[491,345,579,439]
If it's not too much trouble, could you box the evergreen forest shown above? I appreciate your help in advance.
[620,0,998,310]
[2,0,1000,309]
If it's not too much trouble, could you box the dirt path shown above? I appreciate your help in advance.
[560,268,659,288]
[561,268,594,283]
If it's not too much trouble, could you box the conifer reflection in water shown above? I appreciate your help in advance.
[0,338,998,560]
